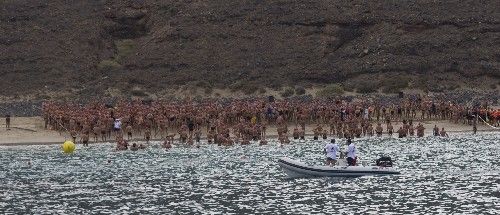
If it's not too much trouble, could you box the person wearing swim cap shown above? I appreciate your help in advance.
[324,139,340,166]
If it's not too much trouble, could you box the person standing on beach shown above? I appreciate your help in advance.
[125,124,133,140]
[194,128,202,143]
[113,118,122,136]
[145,128,151,144]
[5,115,10,130]
[93,126,100,142]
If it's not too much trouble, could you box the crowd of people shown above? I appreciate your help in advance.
[40,95,499,150]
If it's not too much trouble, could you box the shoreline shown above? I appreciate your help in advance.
[0,116,497,146]
[0,130,497,147]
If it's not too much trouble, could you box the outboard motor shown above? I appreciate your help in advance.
[376,156,393,167]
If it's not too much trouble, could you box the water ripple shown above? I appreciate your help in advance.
[1,132,499,214]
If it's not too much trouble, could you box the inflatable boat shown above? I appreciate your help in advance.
[278,157,400,178]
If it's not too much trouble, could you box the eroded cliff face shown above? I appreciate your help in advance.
[1,0,499,97]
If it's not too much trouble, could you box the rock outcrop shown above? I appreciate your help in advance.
[0,0,499,97]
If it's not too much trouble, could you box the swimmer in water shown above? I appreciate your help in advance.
[130,143,139,151]
[440,127,449,137]
[163,138,172,150]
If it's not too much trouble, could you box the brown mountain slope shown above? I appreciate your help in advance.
[1,0,499,98]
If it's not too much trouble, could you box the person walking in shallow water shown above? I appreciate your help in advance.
[5,115,10,130]
[473,117,477,135]
[433,125,439,136]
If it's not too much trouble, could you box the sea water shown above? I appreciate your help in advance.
[1,133,499,214]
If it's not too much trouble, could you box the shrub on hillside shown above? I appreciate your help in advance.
[356,81,378,94]
[204,87,213,95]
[295,86,306,95]
[229,81,244,92]
[269,79,282,90]
[195,80,212,88]
[243,85,259,95]
[428,85,445,93]
[342,83,355,92]
[380,77,409,94]
[97,59,122,71]
[447,83,460,91]
[281,87,295,97]
[316,84,344,97]
[115,39,136,61]
[131,89,147,97]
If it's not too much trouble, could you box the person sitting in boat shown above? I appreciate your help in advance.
[345,138,357,166]
[324,139,339,166]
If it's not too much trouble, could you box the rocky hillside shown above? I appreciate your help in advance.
[1,0,499,99]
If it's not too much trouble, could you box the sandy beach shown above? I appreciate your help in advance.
[0,116,495,146]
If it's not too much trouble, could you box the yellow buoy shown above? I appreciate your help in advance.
[62,141,76,153]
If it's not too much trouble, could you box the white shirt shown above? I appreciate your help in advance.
[114,120,122,129]
[346,143,357,158]
[324,143,339,159]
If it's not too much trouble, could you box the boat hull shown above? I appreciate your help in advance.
[278,157,400,178]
